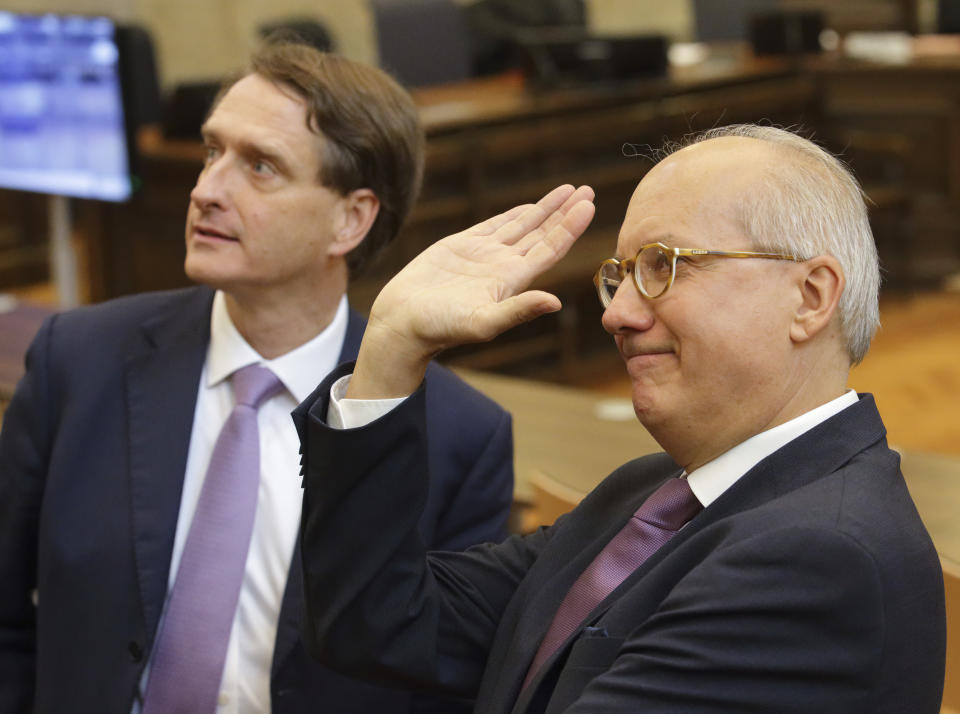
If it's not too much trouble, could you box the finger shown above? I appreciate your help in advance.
[535,184,579,214]
[515,186,595,253]
[472,291,562,340]
[496,185,576,246]
[467,203,531,237]
[522,200,596,269]
[539,185,595,234]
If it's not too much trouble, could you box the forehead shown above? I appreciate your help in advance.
[617,137,774,252]
[204,73,321,169]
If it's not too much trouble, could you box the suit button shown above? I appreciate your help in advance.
[128,641,144,663]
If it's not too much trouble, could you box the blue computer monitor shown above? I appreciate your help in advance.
[0,12,134,202]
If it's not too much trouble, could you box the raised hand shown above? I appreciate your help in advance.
[349,184,596,398]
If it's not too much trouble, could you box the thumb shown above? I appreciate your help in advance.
[473,291,561,340]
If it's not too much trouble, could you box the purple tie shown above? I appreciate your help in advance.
[142,364,283,714]
[521,477,702,691]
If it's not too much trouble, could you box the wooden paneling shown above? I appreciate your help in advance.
[37,48,960,377]
[811,57,960,281]
[0,191,49,290]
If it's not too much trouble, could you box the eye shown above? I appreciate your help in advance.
[649,249,672,276]
[202,144,220,165]
[251,159,275,176]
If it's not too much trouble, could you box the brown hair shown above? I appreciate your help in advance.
[216,41,425,277]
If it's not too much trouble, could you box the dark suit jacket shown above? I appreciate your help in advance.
[296,364,946,713]
[0,286,514,714]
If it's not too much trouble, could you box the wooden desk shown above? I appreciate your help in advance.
[5,42,958,318]
[456,368,660,503]
[899,448,960,713]
[459,368,960,572]
[410,52,798,135]
[807,52,960,280]
[44,43,960,380]
[82,53,815,380]
[900,448,960,571]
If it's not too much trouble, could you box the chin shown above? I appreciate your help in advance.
[184,257,235,291]
[629,383,669,427]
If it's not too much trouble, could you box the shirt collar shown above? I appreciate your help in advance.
[686,389,859,508]
[207,290,349,403]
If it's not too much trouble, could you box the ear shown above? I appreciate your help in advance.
[327,188,380,258]
[790,256,845,345]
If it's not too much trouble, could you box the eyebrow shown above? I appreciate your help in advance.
[615,233,678,259]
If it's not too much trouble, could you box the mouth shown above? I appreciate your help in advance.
[191,224,238,243]
[619,346,676,370]
[620,342,674,359]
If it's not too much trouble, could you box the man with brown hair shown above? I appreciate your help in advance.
[0,43,513,714]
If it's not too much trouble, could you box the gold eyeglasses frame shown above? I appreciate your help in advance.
[594,242,801,306]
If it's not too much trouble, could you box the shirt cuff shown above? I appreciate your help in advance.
[327,374,409,429]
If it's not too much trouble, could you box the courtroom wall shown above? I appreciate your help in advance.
[1,0,693,89]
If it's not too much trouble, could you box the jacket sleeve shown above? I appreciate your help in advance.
[415,377,514,714]
[296,365,546,697]
[423,371,514,552]
[0,316,57,713]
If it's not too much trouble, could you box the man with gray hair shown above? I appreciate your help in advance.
[294,124,946,712]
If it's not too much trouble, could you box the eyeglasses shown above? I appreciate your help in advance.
[594,242,800,307]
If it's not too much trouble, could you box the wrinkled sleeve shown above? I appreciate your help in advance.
[0,316,58,713]
[295,363,544,696]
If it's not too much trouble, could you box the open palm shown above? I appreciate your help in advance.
[370,184,596,354]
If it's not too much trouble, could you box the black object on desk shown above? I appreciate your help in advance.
[750,11,824,56]
[516,28,668,87]
[162,81,222,140]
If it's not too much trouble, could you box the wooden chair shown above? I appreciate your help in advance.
[942,559,960,713]
[898,448,960,712]
[526,468,585,529]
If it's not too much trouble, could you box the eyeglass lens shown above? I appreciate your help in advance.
[597,246,674,306]
[638,245,672,298]
[597,262,622,307]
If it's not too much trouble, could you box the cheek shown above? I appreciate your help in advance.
[243,204,270,234]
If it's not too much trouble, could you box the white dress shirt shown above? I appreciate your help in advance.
[330,375,858,511]
[685,390,858,507]
[136,291,348,714]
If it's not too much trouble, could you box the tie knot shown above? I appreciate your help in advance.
[633,477,702,531]
[231,364,283,409]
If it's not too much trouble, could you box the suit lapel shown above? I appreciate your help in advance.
[504,472,673,714]
[271,307,365,678]
[338,308,365,363]
[126,288,213,639]
[511,396,888,712]
[271,538,304,679]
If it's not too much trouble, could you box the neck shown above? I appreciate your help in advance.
[222,264,348,359]
[667,350,851,473]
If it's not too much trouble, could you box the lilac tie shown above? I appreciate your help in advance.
[142,364,283,714]
[521,477,702,691]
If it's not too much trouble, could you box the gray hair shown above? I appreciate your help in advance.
[667,124,880,364]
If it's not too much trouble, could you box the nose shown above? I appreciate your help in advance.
[601,279,655,336]
[189,155,230,212]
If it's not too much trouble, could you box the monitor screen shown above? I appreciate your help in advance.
[0,12,134,202]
